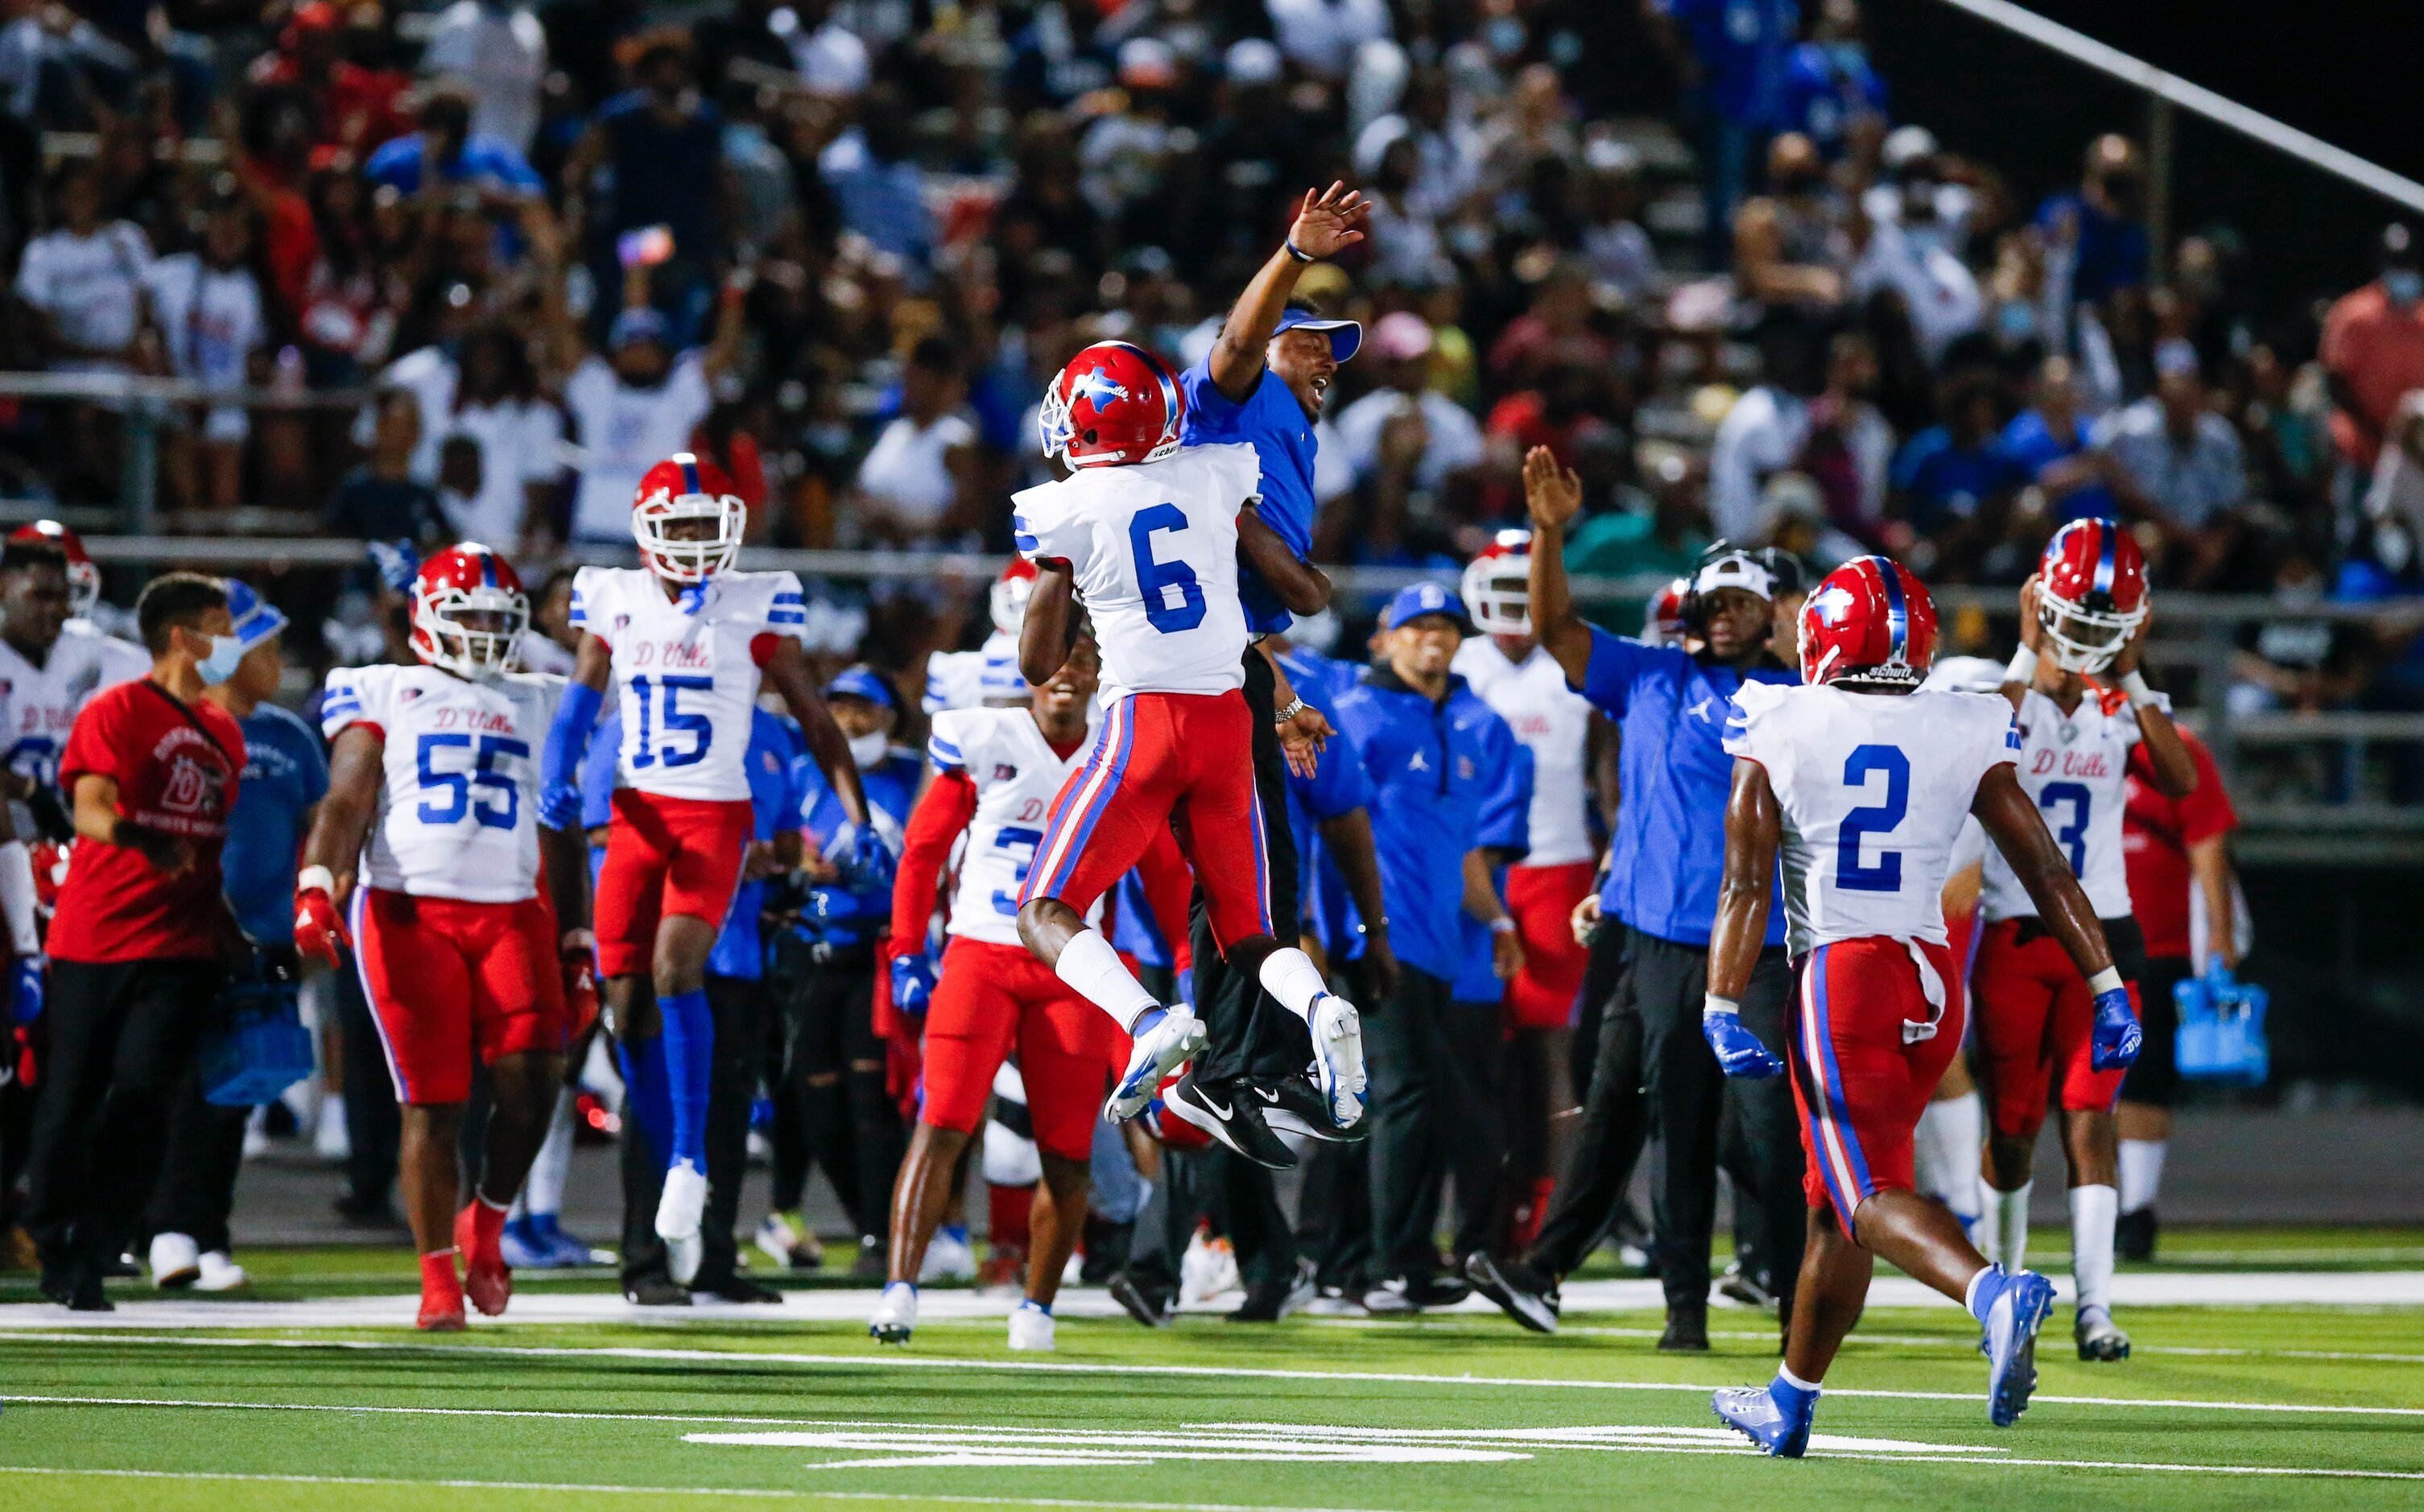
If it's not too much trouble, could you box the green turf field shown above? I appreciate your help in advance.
[4,1229,2421,1510]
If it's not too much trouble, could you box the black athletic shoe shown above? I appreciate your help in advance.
[1260,1073,1367,1143]
[1659,1304,1710,1352]
[1229,1258,1317,1323]
[1464,1252,1559,1334]
[1717,1260,1775,1310]
[1164,1072,1296,1171]
[1109,1270,1175,1328]
[700,1274,784,1304]
[1364,1272,1472,1315]
[623,1275,692,1307]
[41,1262,110,1312]
[2116,1206,2158,1263]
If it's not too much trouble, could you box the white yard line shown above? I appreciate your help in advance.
[8,1335,2422,1418]
[1440,1322,2424,1365]
[0,1466,1403,1511]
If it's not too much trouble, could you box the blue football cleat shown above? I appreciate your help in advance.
[1712,1383,1814,1458]
[1980,1268,2057,1427]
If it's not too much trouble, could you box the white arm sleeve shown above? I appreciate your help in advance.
[0,840,39,956]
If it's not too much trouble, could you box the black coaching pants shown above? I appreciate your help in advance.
[1527,923,1650,1278]
[1191,643,1309,1088]
[621,972,769,1288]
[23,957,224,1270]
[1366,965,1506,1279]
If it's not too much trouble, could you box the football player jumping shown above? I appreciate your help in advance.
[1009,341,1364,1136]
[539,453,880,1286]
[1976,519,2196,1361]
[297,544,591,1330]
[1699,547,2141,1453]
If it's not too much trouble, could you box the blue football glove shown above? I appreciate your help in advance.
[1703,1000,1783,1080]
[366,539,420,594]
[890,952,935,1015]
[8,956,42,1027]
[834,820,897,890]
[538,781,585,831]
[2090,985,2142,1070]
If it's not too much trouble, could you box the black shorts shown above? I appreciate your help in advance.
[2120,953,2192,1108]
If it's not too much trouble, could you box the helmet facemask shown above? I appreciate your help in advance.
[1461,560,1530,635]
[2038,593,2144,675]
[634,488,745,584]
[415,585,527,680]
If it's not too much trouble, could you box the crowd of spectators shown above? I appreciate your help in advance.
[5,0,2424,777]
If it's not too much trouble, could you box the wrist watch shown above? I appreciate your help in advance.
[1274,697,1309,725]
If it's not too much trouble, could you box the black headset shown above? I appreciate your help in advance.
[1680,539,1780,638]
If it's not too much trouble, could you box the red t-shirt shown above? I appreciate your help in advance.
[51,680,246,963]
[2120,729,2235,960]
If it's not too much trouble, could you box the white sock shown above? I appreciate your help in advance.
[1914,1093,1984,1221]
[1053,927,1161,1031]
[2117,1138,2166,1213]
[1256,947,1330,1022]
[1776,1364,1820,1394]
[1990,1182,2032,1271]
[522,1087,576,1217]
[2070,1183,2118,1314]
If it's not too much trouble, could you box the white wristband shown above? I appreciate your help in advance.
[0,840,37,956]
[298,865,337,897]
[1703,994,1740,1018]
[1489,916,1516,936]
[2004,646,2039,685]
[2087,966,2125,997]
[2119,669,2158,708]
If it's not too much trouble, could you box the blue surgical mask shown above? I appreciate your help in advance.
[2387,269,2423,306]
[197,633,250,686]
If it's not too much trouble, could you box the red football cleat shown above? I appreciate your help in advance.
[454,1202,512,1317]
[418,1250,467,1332]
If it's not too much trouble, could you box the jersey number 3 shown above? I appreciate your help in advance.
[1128,504,1206,633]
[1836,743,1910,893]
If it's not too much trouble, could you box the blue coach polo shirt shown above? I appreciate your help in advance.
[1452,743,1533,1004]
[710,709,815,981]
[795,746,921,949]
[222,704,329,945]
[1582,626,1793,948]
[1180,361,1315,635]
[1278,645,1374,960]
[1332,664,1521,984]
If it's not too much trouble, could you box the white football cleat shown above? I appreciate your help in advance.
[655,1159,709,1286]
[920,1225,977,1283]
[194,1251,249,1292]
[1309,994,1367,1128]
[2075,1305,2132,1361]
[1104,1006,1208,1122]
[148,1232,200,1290]
[1007,1299,1056,1352]
[869,1281,918,1345]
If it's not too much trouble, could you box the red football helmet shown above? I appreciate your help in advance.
[633,452,746,583]
[1800,556,1938,688]
[989,557,1038,634]
[10,519,98,618]
[411,542,528,680]
[1039,341,1183,468]
[1460,530,1533,634]
[2036,518,2147,675]
[1643,576,1689,647]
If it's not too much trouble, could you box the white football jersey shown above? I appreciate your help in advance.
[322,663,564,903]
[1454,637,1595,866]
[0,626,140,795]
[569,568,809,802]
[927,705,1097,946]
[1011,443,1258,703]
[1980,685,2141,923]
[923,628,1027,713]
[1725,682,2019,956]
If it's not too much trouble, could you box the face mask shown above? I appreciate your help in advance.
[849,731,889,768]
[197,632,250,686]
[1997,300,2037,342]
[2387,269,2423,306]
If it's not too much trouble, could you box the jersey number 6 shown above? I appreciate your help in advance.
[1128,504,1206,634]
[1836,742,1910,894]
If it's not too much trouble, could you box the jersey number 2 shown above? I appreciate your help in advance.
[1836,743,1910,893]
[1128,504,1206,633]
[418,733,527,830]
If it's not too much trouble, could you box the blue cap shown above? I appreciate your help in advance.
[824,664,898,712]
[608,307,671,350]
[224,579,288,651]
[1381,580,1472,633]
[1274,307,1361,363]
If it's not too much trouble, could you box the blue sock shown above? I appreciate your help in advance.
[1968,1264,2007,1326]
[1018,1298,1051,1317]
[1769,1368,1819,1418]
[657,989,713,1169]
[615,1035,673,1171]
[939,1223,968,1246]
[1132,1005,1168,1041]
